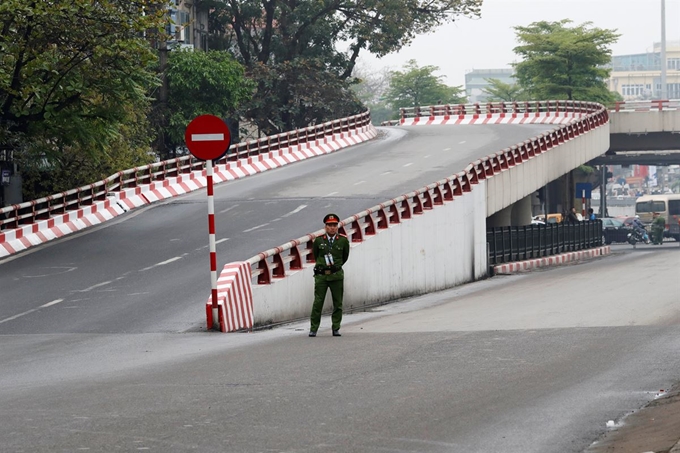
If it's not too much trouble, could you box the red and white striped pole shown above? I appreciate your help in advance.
[582,189,586,219]
[184,114,231,332]
[206,159,219,330]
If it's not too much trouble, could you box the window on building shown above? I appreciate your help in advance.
[621,84,645,96]
[667,58,680,70]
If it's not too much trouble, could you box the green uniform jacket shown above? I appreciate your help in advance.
[313,234,350,282]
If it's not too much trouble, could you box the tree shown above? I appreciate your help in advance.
[159,49,254,156]
[482,78,527,102]
[0,0,168,199]
[384,60,467,111]
[351,64,395,125]
[207,0,481,133]
[512,20,620,103]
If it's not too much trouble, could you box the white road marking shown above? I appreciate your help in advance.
[380,171,392,176]
[326,191,339,196]
[354,180,366,185]
[244,223,269,233]
[219,204,239,214]
[403,163,413,167]
[197,239,229,250]
[281,205,307,218]
[191,133,224,141]
[73,281,113,292]
[424,155,431,158]
[140,257,182,272]
[22,267,77,278]
[0,299,64,325]
[459,141,466,144]
[443,148,451,151]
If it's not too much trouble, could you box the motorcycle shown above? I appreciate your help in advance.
[627,228,650,248]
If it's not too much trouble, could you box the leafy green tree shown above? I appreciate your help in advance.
[17,105,156,200]
[0,0,168,198]
[482,78,528,102]
[384,60,467,111]
[207,0,481,133]
[246,58,364,136]
[160,49,253,155]
[512,20,620,103]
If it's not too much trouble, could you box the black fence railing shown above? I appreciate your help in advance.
[487,220,603,265]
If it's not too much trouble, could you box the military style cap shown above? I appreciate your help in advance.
[323,213,340,224]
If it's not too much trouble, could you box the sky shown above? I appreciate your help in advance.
[358,0,680,86]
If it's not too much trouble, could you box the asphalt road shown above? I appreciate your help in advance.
[0,243,678,452]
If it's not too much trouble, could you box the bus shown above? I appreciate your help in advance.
[635,194,680,241]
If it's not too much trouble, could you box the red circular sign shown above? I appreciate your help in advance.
[184,115,232,161]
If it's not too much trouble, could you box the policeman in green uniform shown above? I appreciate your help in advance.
[309,213,350,337]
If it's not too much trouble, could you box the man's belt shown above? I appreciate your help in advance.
[314,266,340,276]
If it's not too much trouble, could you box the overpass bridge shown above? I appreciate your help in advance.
[594,99,680,166]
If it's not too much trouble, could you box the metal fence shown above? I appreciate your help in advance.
[487,220,603,265]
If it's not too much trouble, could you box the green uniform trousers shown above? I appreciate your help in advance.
[310,276,343,332]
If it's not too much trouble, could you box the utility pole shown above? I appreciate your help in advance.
[601,165,608,218]
[661,0,668,99]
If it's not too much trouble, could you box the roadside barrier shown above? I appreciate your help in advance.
[486,220,603,266]
[392,100,601,126]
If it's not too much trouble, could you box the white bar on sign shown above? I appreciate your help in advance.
[192,133,224,141]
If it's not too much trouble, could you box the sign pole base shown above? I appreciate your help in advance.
[212,307,220,330]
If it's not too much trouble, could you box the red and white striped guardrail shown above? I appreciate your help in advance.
[208,100,610,332]
[0,111,375,257]
[394,100,599,126]
[611,99,680,112]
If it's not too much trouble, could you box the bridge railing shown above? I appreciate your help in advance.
[611,99,680,112]
[0,111,372,230]
[487,221,603,265]
[245,101,609,285]
[398,100,602,120]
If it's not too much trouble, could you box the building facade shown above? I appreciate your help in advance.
[464,68,515,103]
[168,0,210,51]
[608,41,680,100]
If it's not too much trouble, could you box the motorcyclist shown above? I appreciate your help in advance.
[631,215,650,244]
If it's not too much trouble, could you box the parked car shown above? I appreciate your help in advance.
[601,217,633,244]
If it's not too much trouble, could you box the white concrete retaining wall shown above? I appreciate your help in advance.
[252,183,487,326]
[610,110,680,133]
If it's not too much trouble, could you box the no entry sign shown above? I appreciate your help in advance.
[184,115,232,161]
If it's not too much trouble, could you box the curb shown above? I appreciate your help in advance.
[492,246,611,275]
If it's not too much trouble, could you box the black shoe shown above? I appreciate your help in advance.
[309,331,317,337]
[332,330,341,337]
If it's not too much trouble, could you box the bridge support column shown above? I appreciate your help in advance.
[487,193,533,227]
